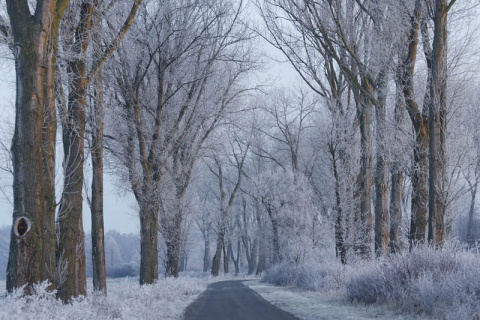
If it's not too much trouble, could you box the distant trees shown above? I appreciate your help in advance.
[106,0,257,282]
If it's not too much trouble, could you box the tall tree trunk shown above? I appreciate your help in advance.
[165,226,182,278]
[6,0,68,295]
[270,215,281,264]
[390,74,405,254]
[428,0,450,245]
[90,69,107,293]
[224,240,232,274]
[231,239,241,276]
[139,205,158,284]
[356,80,374,259]
[243,235,257,275]
[466,182,477,246]
[56,1,93,301]
[256,201,266,275]
[329,141,346,264]
[374,70,389,257]
[401,0,429,246]
[211,228,224,276]
[264,199,281,264]
[42,19,61,291]
[203,235,210,272]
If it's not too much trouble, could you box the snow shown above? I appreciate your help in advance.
[0,276,209,320]
[244,280,435,320]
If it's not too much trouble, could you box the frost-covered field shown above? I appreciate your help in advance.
[0,276,210,320]
[245,280,432,320]
[259,243,480,320]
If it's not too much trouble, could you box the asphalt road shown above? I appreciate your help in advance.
[183,280,299,320]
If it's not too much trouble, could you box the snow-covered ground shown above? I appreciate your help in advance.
[0,276,208,320]
[0,275,440,319]
[244,280,435,320]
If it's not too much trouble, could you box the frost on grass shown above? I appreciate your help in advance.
[346,243,480,319]
[0,276,207,320]
[261,242,480,320]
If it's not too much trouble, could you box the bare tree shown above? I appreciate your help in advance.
[6,0,69,295]
[56,0,142,300]
[209,131,250,276]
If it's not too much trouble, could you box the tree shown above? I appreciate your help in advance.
[427,0,456,245]
[56,0,142,300]
[107,0,256,281]
[258,0,404,259]
[6,0,69,295]
[209,130,250,276]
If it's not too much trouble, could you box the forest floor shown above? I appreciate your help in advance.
[244,280,435,320]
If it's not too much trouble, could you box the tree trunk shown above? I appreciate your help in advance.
[56,1,94,301]
[203,238,210,273]
[211,230,224,276]
[329,142,347,264]
[231,239,241,276]
[401,0,428,246]
[165,231,181,278]
[6,0,68,295]
[389,69,406,254]
[139,205,159,284]
[264,199,281,264]
[256,201,266,275]
[243,235,258,275]
[374,70,389,257]
[223,239,230,274]
[428,0,449,245]
[467,183,477,246]
[90,69,107,293]
[271,217,281,264]
[356,80,374,259]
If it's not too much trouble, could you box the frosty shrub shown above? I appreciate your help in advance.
[346,242,480,319]
[263,260,345,292]
[0,277,207,320]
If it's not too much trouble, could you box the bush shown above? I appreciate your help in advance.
[263,260,345,292]
[346,243,480,319]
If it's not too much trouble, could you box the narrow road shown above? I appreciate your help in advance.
[183,280,299,320]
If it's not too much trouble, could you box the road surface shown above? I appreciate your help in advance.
[183,280,299,320]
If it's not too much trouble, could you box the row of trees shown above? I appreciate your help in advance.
[2,0,260,302]
[4,0,480,305]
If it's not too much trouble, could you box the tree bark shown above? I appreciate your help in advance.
[56,1,93,301]
[400,0,429,246]
[428,0,451,245]
[265,199,282,264]
[390,73,405,254]
[355,79,374,259]
[329,141,347,264]
[374,70,389,257]
[211,228,224,276]
[256,201,266,275]
[231,239,241,276]
[6,0,69,294]
[203,237,210,273]
[90,69,107,293]
[139,205,158,284]
[466,182,477,245]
